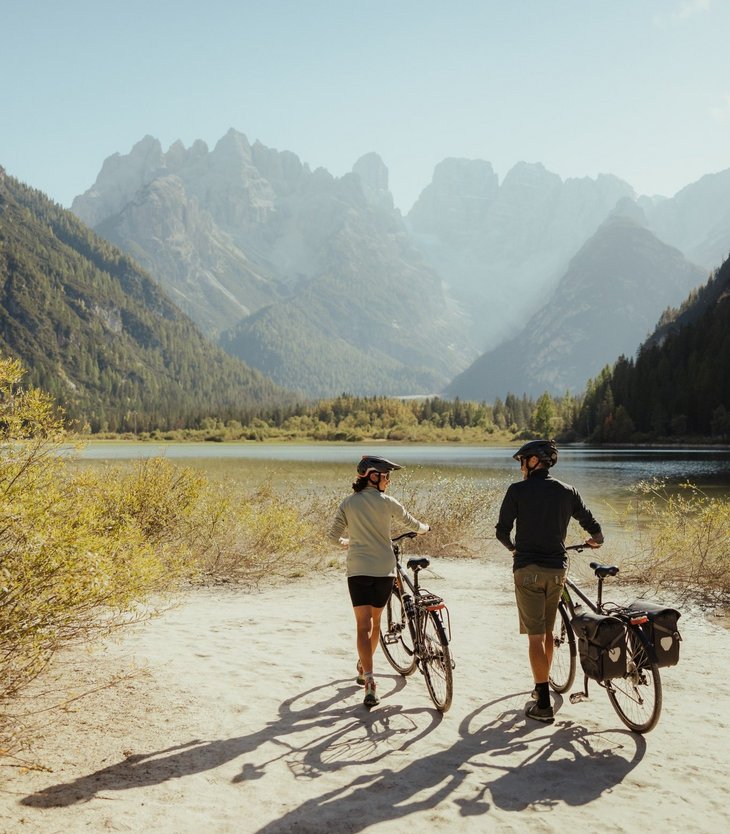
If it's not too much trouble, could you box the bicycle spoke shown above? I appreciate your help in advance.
[549,604,576,693]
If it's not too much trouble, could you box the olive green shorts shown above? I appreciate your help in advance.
[513,566,567,635]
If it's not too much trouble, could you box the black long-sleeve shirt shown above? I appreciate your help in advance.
[495,469,603,571]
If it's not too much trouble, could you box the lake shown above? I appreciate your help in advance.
[66,442,730,501]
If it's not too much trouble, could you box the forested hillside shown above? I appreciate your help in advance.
[0,169,288,431]
[578,254,730,441]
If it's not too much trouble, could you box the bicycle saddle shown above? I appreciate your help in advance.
[407,557,430,571]
[590,562,619,578]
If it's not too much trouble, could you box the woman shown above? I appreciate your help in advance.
[328,455,430,707]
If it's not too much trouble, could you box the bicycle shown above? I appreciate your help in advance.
[379,531,454,712]
[548,544,680,733]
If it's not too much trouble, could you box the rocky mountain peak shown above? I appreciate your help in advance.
[407,158,499,236]
[352,152,393,210]
[72,135,165,225]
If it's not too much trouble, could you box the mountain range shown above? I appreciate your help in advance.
[72,133,470,398]
[69,129,729,400]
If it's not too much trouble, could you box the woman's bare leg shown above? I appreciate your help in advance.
[353,605,384,676]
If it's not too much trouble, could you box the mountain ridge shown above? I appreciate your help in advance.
[0,168,288,431]
[445,215,708,401]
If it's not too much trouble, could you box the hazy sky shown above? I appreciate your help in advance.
[2,0,729,213]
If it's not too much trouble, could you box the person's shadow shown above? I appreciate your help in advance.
[20,676,441,808]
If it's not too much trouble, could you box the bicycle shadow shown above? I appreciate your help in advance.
[455,695,647,813]
[251,692,647,833]
[20,676,441,809]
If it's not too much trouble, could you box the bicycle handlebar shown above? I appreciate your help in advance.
[391,531,418,544]
[566,541,602,553]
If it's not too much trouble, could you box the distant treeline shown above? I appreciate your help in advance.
[93,368,730,445]
[91,391,580,443]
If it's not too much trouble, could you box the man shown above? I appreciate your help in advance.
[495,440,603,723]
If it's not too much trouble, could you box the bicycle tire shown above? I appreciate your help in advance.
[606,625,662,733]
[379,584,417,676]
[549,603,576,693]
[420,609,453,713]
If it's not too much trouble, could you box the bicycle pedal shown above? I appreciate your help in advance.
[569,691,589,704]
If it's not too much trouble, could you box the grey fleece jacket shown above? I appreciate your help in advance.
[327,486,429,577]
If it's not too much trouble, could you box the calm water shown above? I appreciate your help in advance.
[66,442,730,500]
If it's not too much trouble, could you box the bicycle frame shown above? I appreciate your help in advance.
[379,531,454,712]
[392,534,452,649]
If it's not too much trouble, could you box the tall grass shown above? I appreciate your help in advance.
[619,480,730,606]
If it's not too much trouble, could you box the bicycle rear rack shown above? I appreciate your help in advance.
[418,590,452,643]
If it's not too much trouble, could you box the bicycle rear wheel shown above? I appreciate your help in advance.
[379,585,417,676]
[549,603,576,693]
[606,626,662,733]
[420,610,453,713]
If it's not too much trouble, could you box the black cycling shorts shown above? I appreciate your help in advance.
[347,575,394,608]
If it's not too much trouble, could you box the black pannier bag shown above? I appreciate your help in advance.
[627,600,681,667]
[571,610,626,681]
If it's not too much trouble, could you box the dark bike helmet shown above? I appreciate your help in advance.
[356,455,403,478]
[512,439,558,468]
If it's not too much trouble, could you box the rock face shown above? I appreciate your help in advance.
[72,131,474,397]
[445,216,708,401]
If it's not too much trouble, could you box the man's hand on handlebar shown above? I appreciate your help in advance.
[585,537,602,548]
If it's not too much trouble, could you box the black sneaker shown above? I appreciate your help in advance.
[526,702,554,723]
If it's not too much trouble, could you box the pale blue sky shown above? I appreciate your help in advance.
[2,0,729,212]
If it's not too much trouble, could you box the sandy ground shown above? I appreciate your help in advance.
[1,553,728,834]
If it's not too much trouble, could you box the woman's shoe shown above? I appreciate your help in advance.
[356,660,366,686]
[363,679,379,707]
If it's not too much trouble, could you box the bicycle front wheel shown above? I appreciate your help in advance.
[606,626,662,733]
[549,603,576,693]
[379,585,417,676]
[420,610,453,713]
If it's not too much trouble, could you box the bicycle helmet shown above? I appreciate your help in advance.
[512,439,558,468]
[356,455,403,478]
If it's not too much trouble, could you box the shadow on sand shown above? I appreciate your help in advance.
[20,675,441,808]
[22,686,644,831]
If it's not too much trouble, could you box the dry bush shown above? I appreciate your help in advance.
[191,481,326,584]
[389,472,501,557]
[619,480,730,606]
